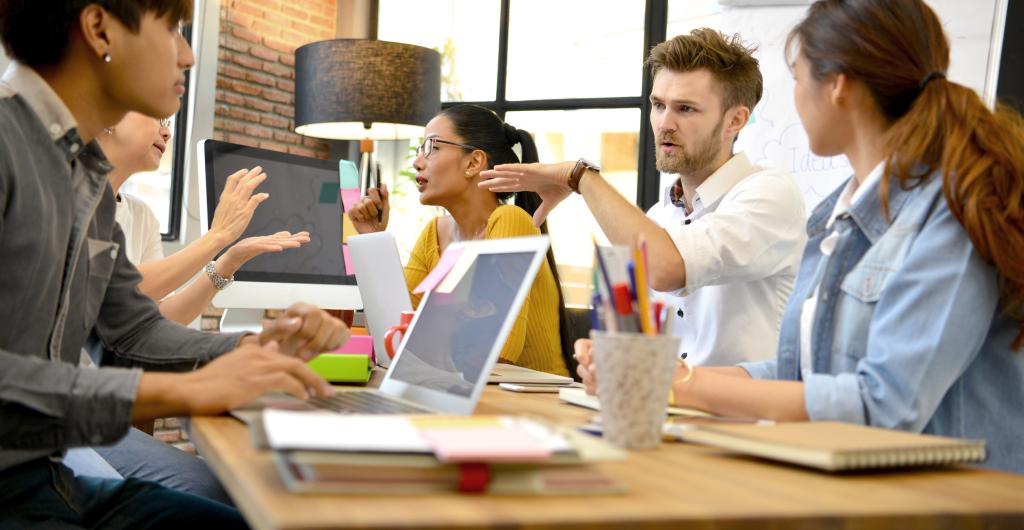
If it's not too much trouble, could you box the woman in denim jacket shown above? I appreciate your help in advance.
[576,0,1024,473]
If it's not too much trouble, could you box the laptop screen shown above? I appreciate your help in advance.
[388,251,535,397]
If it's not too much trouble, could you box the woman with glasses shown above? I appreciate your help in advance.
[349,104,573,377]
[97,112,309,325]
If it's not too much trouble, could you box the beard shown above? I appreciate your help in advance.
[655,116,725,175]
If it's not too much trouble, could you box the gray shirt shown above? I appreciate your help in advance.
[0,62,240,472]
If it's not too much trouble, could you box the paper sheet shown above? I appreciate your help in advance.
[263,410,430,452]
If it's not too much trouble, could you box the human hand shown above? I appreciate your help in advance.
[478,161,575,226]
[347,184,390,234]
[172,340,334,416]
[216,231,310,277]
[209,166,269,245]
[257,302,351,361]
[573,338,597,395]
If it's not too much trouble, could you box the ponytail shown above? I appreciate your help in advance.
[790,0,1024,350]
[884,79,1024,349]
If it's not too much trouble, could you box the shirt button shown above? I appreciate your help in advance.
[684,219,692,225]
[49,123,61,135]
[109,248,118,259]
[677,308,684,318]
[69,142,80,153]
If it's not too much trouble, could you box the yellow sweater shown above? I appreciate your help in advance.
[404,205,568,376]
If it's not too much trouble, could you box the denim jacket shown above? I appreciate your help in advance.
[740,171,1024,474]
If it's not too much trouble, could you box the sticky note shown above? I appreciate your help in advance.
[319,181,340,204]
[435,249,478,294]
[339,159,359,189]
[413,247,464,294]
[340,189,361,213]
[343,245,355,275]
[342,213,356,243]
[419,427,552,463]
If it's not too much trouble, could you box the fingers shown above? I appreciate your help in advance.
[259,315,303,345]
[224,168,248,194]
[247,192,270,210]
[477,176,522,192]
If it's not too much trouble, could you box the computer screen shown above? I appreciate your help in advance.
[388,251,535,397]
[201,140,354,286]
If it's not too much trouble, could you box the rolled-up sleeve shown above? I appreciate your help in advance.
[802,203,997,431]
[667,172,805,296]
[0,350,140,449]
[738,358,778,380]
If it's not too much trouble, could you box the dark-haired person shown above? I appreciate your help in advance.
[0,1,349,526]
[480,29,807,370]
[578,0,1024,474]
[348,104,572,377]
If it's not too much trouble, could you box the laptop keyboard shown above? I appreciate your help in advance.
[307,391,432,415]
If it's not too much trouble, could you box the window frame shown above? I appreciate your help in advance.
[163,24,193,241]
[432,0,668,211]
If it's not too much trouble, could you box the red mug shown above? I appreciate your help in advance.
[384,311,416,359]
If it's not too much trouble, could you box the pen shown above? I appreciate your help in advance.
[375,161,383,223]
[626,261,638,302]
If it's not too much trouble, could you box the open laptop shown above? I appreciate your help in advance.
[349,232,573,385]
[299,235,551,416]
[347,232,412,368]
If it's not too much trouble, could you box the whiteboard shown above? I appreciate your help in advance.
[664,0,1002,211]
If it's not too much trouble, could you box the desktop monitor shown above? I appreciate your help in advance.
[198,139,361,332]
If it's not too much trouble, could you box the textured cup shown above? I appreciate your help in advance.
[591,330,681,449]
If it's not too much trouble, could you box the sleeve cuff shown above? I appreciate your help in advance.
[803,372,867,424]
[67,366,143,446]
[738,359,778,380]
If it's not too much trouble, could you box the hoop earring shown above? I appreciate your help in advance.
[102,53,112,63]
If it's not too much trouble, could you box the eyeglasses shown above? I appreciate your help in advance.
[416,137,479,159]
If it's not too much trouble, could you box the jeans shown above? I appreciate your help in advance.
[91,427,234,506]
[0,458,247,529]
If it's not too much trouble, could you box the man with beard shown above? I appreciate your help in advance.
[479,29,806,371]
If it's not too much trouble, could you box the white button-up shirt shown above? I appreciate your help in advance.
[646,152,807,366]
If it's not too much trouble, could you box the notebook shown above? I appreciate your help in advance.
[674,421,987,472]
[558,387,713,418]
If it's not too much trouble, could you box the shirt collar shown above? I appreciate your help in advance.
[666,152,758,211]
[826,161,885,229]
[1,62,77,141]
[1,62,112,173]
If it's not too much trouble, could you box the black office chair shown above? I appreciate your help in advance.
[560,307,593,381]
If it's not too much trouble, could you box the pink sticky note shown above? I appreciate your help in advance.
[413,247,464,294]
[341,189,361,212]
[332,335,375,365]
[420,427,552,463]
[343,245,355,275]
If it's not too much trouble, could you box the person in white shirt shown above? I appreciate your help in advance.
[480,28,807,371]
[97,112,310,324]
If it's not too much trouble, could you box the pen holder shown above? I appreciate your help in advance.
[591,330,680,449]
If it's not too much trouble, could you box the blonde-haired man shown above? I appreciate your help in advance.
[480,29,806,377]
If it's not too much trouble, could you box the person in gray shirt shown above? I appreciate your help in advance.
[0,1,348,527]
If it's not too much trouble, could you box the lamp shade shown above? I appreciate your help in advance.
[294,39,441,140]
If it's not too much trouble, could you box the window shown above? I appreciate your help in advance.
[378,1,669,303]
[120,25,192,240]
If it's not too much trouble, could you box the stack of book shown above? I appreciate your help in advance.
[257,410,626,494]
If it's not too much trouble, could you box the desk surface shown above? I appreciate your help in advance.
[191,386,1024,530]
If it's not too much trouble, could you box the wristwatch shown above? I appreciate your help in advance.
[568,158,601,194]
[205,261,234,290]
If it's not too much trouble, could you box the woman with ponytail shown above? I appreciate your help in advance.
[573,0,1024,472]
[349,104,573,377]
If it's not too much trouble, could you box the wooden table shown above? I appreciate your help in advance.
[191,386,1024,530]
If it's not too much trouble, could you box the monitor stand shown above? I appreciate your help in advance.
[219,308,265,334]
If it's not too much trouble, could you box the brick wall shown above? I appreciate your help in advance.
[160,0,339,453]
[213,0,338,159]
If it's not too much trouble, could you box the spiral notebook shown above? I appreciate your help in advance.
[675,421,986,472]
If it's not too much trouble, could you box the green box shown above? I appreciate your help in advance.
[308,353,372,383]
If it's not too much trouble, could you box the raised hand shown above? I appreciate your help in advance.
[215,231,311,277]
[347,184,390,234]
[479,161,575,226]
[210,166,269,245]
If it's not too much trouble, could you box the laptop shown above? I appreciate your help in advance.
[349,232,574,386]
[298,235,551,416]
[347,232,412,368]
